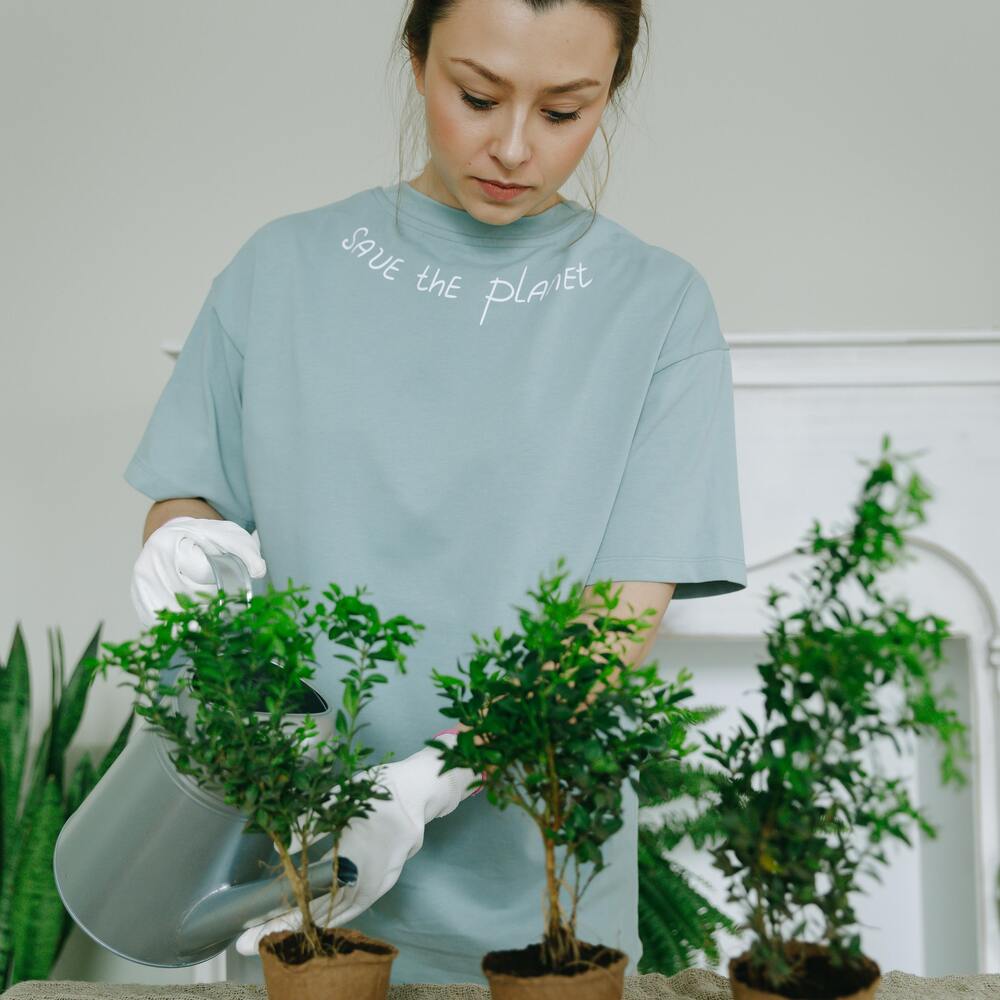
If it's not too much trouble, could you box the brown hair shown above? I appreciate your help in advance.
[386,0,649,247]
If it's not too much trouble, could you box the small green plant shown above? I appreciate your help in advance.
[426,560,698,973]
[0,626,132,989]
[700,435,971,996]
[85,579,423,961]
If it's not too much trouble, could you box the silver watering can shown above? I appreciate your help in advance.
[53,542,358,967]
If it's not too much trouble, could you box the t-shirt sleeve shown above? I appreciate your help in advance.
[123,269,256,534]
[586,268,747,599]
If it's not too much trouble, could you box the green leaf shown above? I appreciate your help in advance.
[335,710,349,736]
[65,752,98,822]
[0,625,30,873]
[49,626,103,791]
[96,712,135,782]
[9,775,65,983]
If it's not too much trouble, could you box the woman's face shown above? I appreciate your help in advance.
[410,0,619,221]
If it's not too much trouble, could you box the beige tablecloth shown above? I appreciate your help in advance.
[3,969,999,1000]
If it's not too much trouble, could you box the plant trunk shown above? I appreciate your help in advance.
[273,836,323,958]
[541,835,576,970]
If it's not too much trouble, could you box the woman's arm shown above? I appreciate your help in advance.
[574,580,676,705]
[142,497,223,545]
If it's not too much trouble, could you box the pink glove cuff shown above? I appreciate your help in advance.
[431,727,486,798]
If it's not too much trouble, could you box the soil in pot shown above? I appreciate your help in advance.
[482,940,628,1000]
[729,941,881,1000]
[259,925,398,1000]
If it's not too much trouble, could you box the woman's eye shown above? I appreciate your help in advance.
[459,91,492,113]
[458,89,581,126]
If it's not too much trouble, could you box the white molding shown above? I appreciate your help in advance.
[726,330,1000,347]
[725,330,1000,388]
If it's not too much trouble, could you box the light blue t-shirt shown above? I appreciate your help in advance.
[124,180,747,985]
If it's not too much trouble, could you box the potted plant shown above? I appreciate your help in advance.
[426,559,699,1000]
[85,577,424,1000]
[699,435,971,1000]
[0,624,133,989]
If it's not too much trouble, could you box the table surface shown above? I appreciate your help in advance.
[3,969,1000,1000]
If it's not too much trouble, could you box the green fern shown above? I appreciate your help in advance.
[636,703,737,974]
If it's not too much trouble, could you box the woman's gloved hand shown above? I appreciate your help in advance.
[233,730,482,956]
[130,515,267,630]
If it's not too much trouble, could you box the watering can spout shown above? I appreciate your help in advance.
[178,837,358,951]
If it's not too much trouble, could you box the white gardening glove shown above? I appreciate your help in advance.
[234,730,482,956]
[130,515,267,630]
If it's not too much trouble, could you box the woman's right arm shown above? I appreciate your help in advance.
[142,497,223,545]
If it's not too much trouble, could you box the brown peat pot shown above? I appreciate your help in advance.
[259,925,398,1000]
[729,941,881,1000]
[482,941,628,1000]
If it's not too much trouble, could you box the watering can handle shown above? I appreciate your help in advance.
[192,540,255,606]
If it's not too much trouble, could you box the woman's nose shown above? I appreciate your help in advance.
[488,112,533,170]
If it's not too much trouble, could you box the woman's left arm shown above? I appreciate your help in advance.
[573,581,676,710]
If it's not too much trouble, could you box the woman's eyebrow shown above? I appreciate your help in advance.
[450,57,603,95]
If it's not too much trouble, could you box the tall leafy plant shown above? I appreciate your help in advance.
[0,625,132,989]
[701,435,971,996]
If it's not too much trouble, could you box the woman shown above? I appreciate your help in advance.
[127,0,747,986]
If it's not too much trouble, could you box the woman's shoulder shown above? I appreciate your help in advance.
[209,186,382,299]
[237,186,379,254]
[571,201,698,279]
[580,209,726,364]
[583,208,712,314]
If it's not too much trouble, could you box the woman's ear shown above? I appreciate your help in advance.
[410,54,426,97]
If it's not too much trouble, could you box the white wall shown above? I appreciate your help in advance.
[1,0,996,985]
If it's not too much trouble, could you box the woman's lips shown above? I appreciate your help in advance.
[476,178,530,201]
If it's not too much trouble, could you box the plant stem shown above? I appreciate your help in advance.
[273,836,322,958]
[541,741,577,969]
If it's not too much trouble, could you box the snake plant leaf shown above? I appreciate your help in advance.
[15,639,56,871]
[0,762,8,991]
[24,726,52,837]
[0,626,30,874]
[9,774,65,984]
[0,654,4,897]
[64,751,97,826]
[0,748,45,990]
[0,625,122,990]
[49,625,103,792]
[96,710,135,782]
[58,750,99,954]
